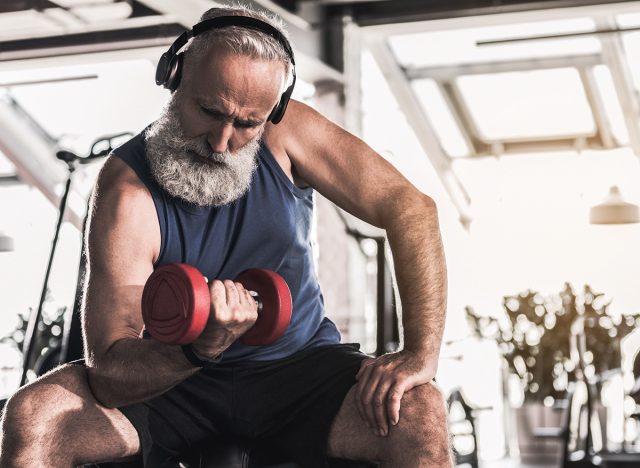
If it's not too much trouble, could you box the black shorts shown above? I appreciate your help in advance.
[118,343,367,468]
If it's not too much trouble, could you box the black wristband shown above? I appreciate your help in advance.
[181,344,223,369]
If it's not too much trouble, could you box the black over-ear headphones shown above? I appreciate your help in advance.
[155,16,296,124]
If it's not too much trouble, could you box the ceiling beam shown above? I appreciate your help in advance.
[316,0,639,27]
[578,66,615,149]
[593,14,640,157]
[360,1,640,36]
[0,22,184,61]
[0,95,85,229]
[366,36,473,228]
[405,54,603,81]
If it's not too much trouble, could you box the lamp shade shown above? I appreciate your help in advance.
[590,186,640,225]
[0,231,14,252]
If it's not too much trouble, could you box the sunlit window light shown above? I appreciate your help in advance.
[3,60,167,156]
[0,151,15,176]
[456,68,595,141]
[616,12,640,28]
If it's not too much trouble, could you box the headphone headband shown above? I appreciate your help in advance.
[193,17,295,65]
[155,15,296,124]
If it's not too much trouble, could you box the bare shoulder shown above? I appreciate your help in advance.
[263,99,319,186]
[263,99,344,187]
[265,99,336,143]
[94,155,150,204]
[265,99,420,229]
[84,155,160,356]
[88,154,160,274]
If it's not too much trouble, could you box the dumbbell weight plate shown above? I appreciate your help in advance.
[141,263,210,344]
[236,268,292,346]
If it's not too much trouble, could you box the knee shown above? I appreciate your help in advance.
[3,384,45,441]
[2,364,87,443]
[401,381,448,428]
[390,382,452,462]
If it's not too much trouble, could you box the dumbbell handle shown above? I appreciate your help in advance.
[249,291,264,313]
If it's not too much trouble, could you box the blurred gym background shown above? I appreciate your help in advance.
[2,1,640,466]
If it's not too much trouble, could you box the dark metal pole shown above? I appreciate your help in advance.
[19,167,74,386]
[375,237,397,356]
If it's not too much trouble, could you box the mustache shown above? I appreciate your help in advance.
[161,124,241,166]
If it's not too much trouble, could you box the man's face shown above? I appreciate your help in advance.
[145,51,286,207]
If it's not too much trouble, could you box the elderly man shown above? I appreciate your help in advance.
[0,5,451,468]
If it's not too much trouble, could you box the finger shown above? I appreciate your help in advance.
[356,358,374,380]
[387,380,407,426]
[241,288,259,319]
[209,280,227,320]
[373,378,393,436]
[360,367,383,434]
[223,279,240,307]
[236,283,258,309]
[354,363,374,427]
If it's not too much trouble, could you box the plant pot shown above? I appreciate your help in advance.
[514,401,566,464]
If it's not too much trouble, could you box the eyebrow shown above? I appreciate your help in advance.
[198,101,264,126]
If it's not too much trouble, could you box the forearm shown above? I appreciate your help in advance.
[86,337,216,408]
[385,195,447,358]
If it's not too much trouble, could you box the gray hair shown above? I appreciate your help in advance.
[182,5,293,86]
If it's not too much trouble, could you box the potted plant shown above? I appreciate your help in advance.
[466,283,640,462]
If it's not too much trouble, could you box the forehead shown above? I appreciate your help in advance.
[187,50,286,113]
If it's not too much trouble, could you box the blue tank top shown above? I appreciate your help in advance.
[112,131,341,362]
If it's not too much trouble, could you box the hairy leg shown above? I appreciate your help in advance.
[0,363,140,468]
[327,381,452,468]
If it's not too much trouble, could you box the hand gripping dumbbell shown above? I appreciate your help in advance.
[141,263,292,346]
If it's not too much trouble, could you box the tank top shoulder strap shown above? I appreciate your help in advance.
[111,129,156,188]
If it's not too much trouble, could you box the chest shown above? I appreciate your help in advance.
[159,161,311,281]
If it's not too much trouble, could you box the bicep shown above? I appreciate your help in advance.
[82,160,159,363]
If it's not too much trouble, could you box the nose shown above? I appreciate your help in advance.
[207,121,234,154]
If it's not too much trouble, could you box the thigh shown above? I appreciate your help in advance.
[1,363,140,465]
[327,381,451,465]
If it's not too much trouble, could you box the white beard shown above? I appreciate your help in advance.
[145,95,261,207]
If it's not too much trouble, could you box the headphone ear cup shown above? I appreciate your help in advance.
[164,53,184,92]
[267,100,281,123]
[268,82,294,124]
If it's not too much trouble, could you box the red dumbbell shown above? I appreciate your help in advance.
[141,263,292,346]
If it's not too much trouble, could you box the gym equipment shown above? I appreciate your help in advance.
[19,132,131,387]
[155,15,296,124]
[142,263,292,346]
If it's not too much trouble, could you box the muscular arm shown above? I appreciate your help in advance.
[273,100,447,357]
[83,157,198,408]
[268,100,447,433]
[82,157,222,408]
